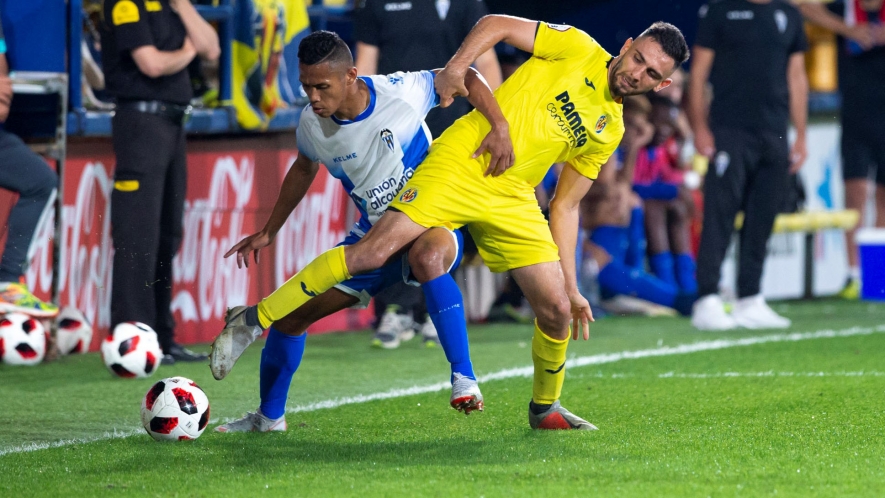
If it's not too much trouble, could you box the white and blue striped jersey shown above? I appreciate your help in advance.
[295,71,439,235]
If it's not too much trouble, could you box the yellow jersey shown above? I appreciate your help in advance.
[433,22,625,188]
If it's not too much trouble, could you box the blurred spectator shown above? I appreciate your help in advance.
[632,96,698,294]
[578,100,696,316]
[800,0,885,299]
[353,0,502,347]
[100,0,219,364]
[0,17,60,318]
[687,0,808,330]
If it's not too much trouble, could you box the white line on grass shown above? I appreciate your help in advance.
[2,324,883,456]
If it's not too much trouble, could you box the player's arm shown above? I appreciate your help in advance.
[474,48,503,90]
[355,42,379,75]
[798,2,875,49]
[787,51,808,173]
[225,152,320,268]
[435,15,538,106]
[131,40,197,78]
[685,45,715,158]
[548,164,596,341]
[458,67,514,176]
[170,0,220,60]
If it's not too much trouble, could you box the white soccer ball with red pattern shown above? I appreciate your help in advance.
[141,376,211,441]
[56,306,93,355]
[0,313,47,366]
[100,322,162,378]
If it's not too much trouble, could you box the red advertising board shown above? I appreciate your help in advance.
[4,136,373,351]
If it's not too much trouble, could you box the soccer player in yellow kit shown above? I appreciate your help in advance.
[224,16,689,429]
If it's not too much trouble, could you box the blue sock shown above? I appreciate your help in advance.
[258,327,306,420]
[422,273,475,382]
[675,253,698,294]
[650,252,677,286]
[625,207,647,269]
[589,225,628,263]
[598,260,678,308]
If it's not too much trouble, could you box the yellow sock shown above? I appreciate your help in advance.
[531,320,569,405]
[256,246,351,328]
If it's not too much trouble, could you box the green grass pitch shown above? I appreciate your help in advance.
[1,299,884,496]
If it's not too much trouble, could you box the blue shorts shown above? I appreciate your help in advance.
[333,228,464,308]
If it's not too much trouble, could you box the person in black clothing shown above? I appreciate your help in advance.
[100,0,219,363]
[353,0,502,348]
[800,0,885,299]
[687,0,808,330]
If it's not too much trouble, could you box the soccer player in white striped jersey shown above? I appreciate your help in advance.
[211,31,514,432]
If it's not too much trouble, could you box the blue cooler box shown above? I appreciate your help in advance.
[857,228,885,301]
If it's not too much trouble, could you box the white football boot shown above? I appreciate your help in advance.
[419,315,440,348]
[215,410,286,433]
[731,294,791,329]
[450,373,484,415]
[691,294,738,331]
[371,308,414,349]
[209,306,263,380]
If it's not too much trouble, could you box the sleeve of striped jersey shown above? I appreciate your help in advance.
[295,120,319,163]
[532,22,599,62]
[394,70,440,118]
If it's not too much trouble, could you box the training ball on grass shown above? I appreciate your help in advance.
[0,313,47,366]
[141,377,210,441]
[101,322,161,378]
[56,306,93,355]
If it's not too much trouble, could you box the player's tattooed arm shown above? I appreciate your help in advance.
[549,165,596,340]
[441,67,514,176]
[224,152,320,268]
[435,15,537,107]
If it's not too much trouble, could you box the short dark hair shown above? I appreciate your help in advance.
[297,31,353,67]
[639,22,690,66]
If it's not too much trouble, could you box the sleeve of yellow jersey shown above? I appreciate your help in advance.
[532,22,600,61]
[567,141,619,181]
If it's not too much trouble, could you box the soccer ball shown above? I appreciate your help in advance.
[56,306,93,355]
[0,313,47,366]
[100,322,162,378]
[141,376,211,441]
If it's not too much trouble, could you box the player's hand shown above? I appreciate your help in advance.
[181,37,197,58]
[434,66,469,108]
[224,230,274,269]
[846,23,875,50]
[693,126,716,158]
[475,124,515,176]
[0,75,12,123]
[568,292,594,341]
[789,135,807,174]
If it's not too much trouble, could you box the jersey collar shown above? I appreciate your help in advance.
[331,77,377,125]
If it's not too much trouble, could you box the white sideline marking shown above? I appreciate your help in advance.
[2,324,883,456]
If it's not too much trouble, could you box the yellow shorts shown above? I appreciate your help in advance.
[390,144,560,273]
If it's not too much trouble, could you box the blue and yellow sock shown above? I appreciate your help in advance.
[531,321,569,405]
[258,327,306,420]
[422,274,475,382]
[257,246,351,329]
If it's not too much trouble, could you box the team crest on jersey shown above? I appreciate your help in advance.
[595,115,608,134]
[380,129,394,151]
[400,188,418,203]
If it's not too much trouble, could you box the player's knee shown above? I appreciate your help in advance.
[347,239,391,273]
[407,238,449,283]
[535,296,571,334]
